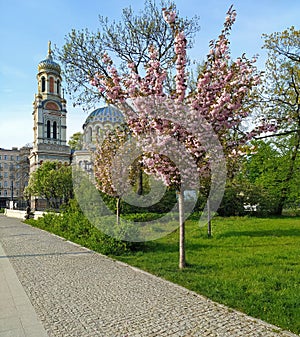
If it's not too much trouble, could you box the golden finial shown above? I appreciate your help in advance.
[48,41,52,57]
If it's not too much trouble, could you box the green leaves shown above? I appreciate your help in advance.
[24,161,73,209]
[68,132,83,150]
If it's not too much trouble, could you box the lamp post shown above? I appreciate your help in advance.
[10,180,14,209]
[11,180,14,201]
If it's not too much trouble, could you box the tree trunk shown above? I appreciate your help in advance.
[116,196,121,225]
[207,198,212,238]
[136,163,143,195]
[178,189,186,269]
[274,196,285,216]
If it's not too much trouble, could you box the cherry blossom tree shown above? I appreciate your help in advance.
[90,5,273,268]
[93,126,131,225]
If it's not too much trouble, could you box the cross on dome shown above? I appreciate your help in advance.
[48,41,52,59]
[38,41,61,74]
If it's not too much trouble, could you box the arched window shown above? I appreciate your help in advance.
[95,126,101,141]
[86,127,92,143]
[47,120,51,138]
[49,77,54,93]
[53,121,57,139]
[41,77,46,92]
[56,80,60,94]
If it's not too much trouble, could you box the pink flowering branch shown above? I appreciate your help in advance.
[90,6,273,197]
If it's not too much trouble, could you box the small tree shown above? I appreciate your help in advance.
[91,6,270,268]
[93,126,131,224]
[24,161,73,209]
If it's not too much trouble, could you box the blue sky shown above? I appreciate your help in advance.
[1,0,299,149]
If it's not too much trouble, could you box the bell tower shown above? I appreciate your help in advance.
[29,41,70,172]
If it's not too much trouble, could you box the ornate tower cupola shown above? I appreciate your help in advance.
[37,41,62,98]
[29,41,70,172]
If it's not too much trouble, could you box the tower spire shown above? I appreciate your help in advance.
[48,41,52,59]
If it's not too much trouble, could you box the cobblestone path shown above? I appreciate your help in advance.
[0,216,298,337]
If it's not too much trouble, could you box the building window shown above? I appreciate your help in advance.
[87,127,92,143]
[53,121,57,139]
[41,77,46,92]
[11,155,14,161]
[4,172,8,178]
[47,120,51,138]
[4,155,8,160]
[16,156,19,161]
[56,80,60,94]
[4,181,8,188]
[4,190,7,196]
[49,77,54,93]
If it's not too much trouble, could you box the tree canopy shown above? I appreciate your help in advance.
[24,161,74,209]
[56,0,200,109]
[68,132,83,150]
[258,27,300,214]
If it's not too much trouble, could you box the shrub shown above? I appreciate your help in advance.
[25,199,133,255]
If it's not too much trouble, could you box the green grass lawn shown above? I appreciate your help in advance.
[112,216,300,335]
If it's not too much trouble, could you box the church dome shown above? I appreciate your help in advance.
[38,41,61,75]
[83,105,124,128]
[38,57,61,74]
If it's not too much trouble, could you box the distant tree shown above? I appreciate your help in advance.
[56,0,200,109]
[24,161,73,209]
[93,127,131,224]
[68,132,83,150]
[246,140,300,214]
[258,27,300,214]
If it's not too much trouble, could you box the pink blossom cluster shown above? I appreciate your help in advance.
[94,127,129,196]
[143,152,180,186]
[124,46,167,98]
[162,8,176,25]
[91,53,126,102]
[174,31,187,101]
[91,6,268,188]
